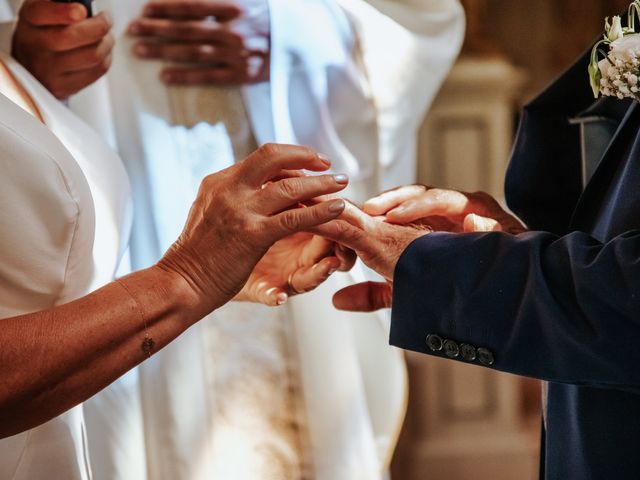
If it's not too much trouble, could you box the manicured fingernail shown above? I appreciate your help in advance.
[318,154,331,167]
[329,199,346,213]
[276,293,288,305]
[333,174,349,185]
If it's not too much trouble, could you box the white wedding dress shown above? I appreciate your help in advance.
[0,51,132,479]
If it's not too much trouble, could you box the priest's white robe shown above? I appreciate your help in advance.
[0,1,464,478]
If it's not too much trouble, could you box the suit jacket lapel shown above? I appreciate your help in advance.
[505,47,594,233]
[569,101,639,230]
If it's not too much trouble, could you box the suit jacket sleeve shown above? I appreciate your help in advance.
[390,231,640,391]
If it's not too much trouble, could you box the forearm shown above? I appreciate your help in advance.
[0,265,205,438]
[391,231,640,389]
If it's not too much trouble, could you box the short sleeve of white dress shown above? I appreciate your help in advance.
[0,94,95,480]
[0,96,95,319]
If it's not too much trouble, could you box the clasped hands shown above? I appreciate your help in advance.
[309,185,527,313]
[224,166,526,314]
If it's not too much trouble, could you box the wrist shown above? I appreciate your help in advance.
[149,264,212,323]
[119,265,208,327]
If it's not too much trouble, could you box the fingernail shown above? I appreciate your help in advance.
[318,154,331,167]
[333,174,349,185]
[328,268,337,276]
[128,23,140,35]
[329,199,346,213]
[70,6,85,21]
[276,293,288,305]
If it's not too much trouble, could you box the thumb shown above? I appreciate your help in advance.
[463,213,502,233]
[333,282,392,312]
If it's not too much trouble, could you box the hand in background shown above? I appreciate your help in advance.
[364,185,527,234]
[158,144,349,316]
[236,232,356,306]
[12,0,114,99]
[129,0,270,86]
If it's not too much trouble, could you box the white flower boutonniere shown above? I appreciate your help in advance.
[589,1,640,100]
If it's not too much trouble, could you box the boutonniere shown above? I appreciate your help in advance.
[589,1,640,100]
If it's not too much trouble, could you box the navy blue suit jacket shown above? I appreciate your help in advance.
[390,47,640,478]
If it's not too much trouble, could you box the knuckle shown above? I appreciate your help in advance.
[55,30,73,49]
[175,23,196,38]
[96,16,112,37]
[195,44,215,61]
[103,33,116,52]
[225,32,244,46]
[86,48,104,64]
[279,212,300,232]
[472,191,497,205]
[201,173,217,190]
[278,178,302,200]
[258,143,280,158]
[406,184,426,194]
[243,217,264,239]
[97,57,111,75]
[334,220,353,237]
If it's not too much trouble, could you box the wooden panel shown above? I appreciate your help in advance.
[439,361,497,422]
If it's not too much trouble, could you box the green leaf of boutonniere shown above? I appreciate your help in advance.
[589,62,602,99]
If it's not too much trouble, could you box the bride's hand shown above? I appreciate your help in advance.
[363,186,526,234]
[236,233,356,306]
[157,144,349,316]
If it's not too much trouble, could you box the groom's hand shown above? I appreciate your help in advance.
[313,202,429,282]
[312,203,427,312]
[13,0,114,99]
[363,185,526,234]
[129,0,269,86]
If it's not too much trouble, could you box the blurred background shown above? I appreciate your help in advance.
[391,0,629,478]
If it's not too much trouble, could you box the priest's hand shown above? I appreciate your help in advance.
[363,185,526,234]
[129,0,270,86]
[12,0,114,99]
[236,233,356,306]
